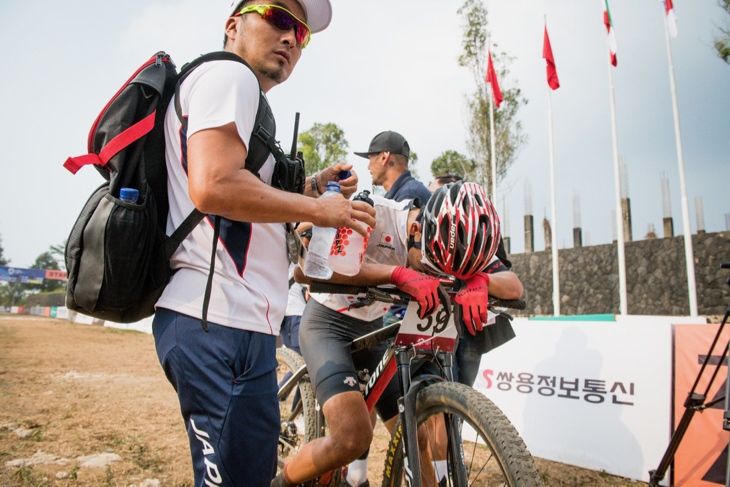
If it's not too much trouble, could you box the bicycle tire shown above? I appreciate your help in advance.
[381,381,543,487]
[276,347,317,468]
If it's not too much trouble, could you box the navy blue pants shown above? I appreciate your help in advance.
[278,315,302,406]
[453,334,483,387]
[153,308,279,487]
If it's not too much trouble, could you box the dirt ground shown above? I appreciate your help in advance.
[0,315,647,486]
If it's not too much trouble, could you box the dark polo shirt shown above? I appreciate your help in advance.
[384,170,432,204]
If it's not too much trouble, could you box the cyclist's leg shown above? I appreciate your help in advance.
[279,300,381,484]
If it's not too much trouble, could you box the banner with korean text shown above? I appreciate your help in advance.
[474,318,674,484]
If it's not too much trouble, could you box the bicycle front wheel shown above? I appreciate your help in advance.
[276,347,316,469]
[382,381,542,487]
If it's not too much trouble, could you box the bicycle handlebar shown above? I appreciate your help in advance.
[309,282,410,299]
[308,282,526,311]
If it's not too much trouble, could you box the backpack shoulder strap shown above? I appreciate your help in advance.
[174,51,253,126]
[172,51,276,178]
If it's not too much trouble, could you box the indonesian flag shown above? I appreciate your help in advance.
[665,0,678,37]
[485,51,503,108]
[603,0,618,66]
[543,25,560,90]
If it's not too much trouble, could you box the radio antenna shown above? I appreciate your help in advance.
[290,112,300,158]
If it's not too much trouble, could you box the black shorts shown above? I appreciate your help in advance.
[299,299,401,422]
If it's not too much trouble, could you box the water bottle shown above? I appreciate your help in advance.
[120,188,139,204]
[304,182,341,279]
[327,190,374,276]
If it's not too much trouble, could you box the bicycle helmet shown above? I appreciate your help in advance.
[420,181,500,279]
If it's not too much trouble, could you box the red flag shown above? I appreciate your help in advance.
[485,51,503,108]
[543,25,560,90]
[604,0,618,66]
[665,0,678,37]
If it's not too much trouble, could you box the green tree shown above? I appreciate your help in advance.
[430,150,476,179]
[0,234,24,306]
[715,0,730,64]
[0,282,27,307]
[297,123,349,177]
[0,234,8,267]
[457,0,528,195]
[29,250,65,293]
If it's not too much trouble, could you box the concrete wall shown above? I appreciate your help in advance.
[508,231,730,317]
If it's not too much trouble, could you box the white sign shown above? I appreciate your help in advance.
[474,318,673,484]
[397,301,458,352]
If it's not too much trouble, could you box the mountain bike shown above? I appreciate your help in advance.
[276,281,543,487]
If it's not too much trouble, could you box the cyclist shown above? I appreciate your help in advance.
[271,181,523,487]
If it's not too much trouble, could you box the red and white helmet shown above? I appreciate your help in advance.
[420,181,501,279]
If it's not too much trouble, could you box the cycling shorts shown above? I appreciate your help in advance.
[299,299,401,422]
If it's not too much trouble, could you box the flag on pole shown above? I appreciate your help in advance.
[486,51,503,108]
[603,0,618,66]
[543,25,560,90]
[665,0,678,37]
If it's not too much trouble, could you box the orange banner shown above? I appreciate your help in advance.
[45,270,68,280]
[674,323,730,486]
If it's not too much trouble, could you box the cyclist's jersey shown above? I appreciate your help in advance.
[311,195,410,321]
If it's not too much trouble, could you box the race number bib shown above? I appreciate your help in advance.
[395,301,459,352]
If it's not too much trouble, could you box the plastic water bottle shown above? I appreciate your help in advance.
[304,182,341,279]
[120,188,139,204]
[327,190,374,276]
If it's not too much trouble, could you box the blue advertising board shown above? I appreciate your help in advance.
[0,266,47,284]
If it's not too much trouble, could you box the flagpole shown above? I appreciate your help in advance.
[547,85,560,316]
[606,51,628,316]
[489,79,497,202]
[662,8,698,317]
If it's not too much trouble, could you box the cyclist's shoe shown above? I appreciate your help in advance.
[316,468,341,487]
[339,466,369,487]
[340,480,369,487]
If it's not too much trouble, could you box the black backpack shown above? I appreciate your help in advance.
[64,51,291,326]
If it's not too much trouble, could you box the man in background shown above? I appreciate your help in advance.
[355,130,432,204]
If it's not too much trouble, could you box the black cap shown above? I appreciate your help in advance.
[354,131,410,159]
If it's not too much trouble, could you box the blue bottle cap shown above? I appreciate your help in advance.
[338,170,352,180]
[120,188,139,203]
[326,182,341,193]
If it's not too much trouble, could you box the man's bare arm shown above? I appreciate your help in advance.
[187,123,375,234]
[486,270,523,301]
[294,263,395,287]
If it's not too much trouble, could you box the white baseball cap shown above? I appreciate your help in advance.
[228,0,332,33]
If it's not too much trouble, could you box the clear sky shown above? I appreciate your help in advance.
[0,0,728,267]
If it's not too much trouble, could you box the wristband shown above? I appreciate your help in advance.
[310,172,321,197]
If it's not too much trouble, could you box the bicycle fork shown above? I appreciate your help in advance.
[396,349,420,487]
[396,350,469,487]
[439,352,469,486]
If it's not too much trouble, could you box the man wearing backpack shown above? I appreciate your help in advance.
[152,2,376,486]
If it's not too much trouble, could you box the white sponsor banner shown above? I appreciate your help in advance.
[104,316,154,335]
[474,318,672,484]
[56,307,69,320]
[72,312,95,324]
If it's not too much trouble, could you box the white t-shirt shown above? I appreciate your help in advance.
[311,195,410,322]
[156,61,288,335]
[286,263,307,317]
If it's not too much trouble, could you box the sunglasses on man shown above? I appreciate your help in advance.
[234,4,311,48]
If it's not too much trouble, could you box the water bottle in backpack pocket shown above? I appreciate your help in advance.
[65,183,172,322]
